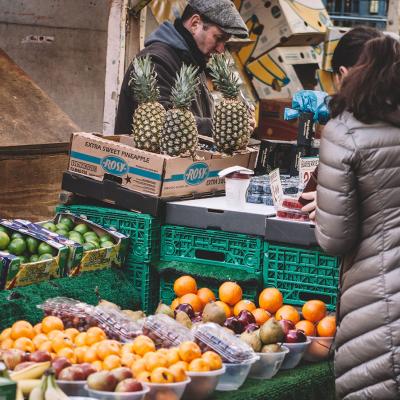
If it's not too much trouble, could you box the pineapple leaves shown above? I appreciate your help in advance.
[209,54,240,100]
[170,64,200,110]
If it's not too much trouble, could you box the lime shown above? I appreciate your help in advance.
[38,242,54,256]
[0,226,9,235]
[38,253,53,261]
[101,241,114,248]
[11,232,23,240]
[99,234,112,243]
[83,242,97,251]
[16,255,28,264]
[69,233,84,244]
[56,223,69,232]
[8,238,27,256]
[0,231,10,250]
[86,239,100,249]
[29,254,39,263]
[84,231,99,239]
[42,222,57,232]
[26,237,39,254]
[60,217,74,231]
[73,224,89,235]
[56,229,69,237]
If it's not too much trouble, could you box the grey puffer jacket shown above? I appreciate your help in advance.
[315,110,400,399]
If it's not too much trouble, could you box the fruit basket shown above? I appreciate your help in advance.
[183,366,226,400]
[249,346,289,379]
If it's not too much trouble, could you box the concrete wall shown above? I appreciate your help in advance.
[0,0,110,132]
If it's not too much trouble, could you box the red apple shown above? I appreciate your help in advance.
[285,329,307,343]
[279,319,295,336]
[51,357,72,378]
[223,317,245,334]
[174,303,195,319]
[237,310,256,326]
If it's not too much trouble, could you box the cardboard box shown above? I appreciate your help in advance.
[68,132,258,199]
[322,27,350,72]
[0,220,69,288]
[246,46,321,99]
[316,69,338,95]
[237,0,331,61]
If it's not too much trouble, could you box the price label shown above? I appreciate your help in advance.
[299,157,319,185]
[269,168,283,207]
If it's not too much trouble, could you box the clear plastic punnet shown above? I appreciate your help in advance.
[192,323,256,363]
[281,196,303,210]
[142,314,193,348]
[276,207,310,221]
[38,297,142,342]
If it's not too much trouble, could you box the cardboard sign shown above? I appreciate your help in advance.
[299,157,319,185]
[269,168,284,207]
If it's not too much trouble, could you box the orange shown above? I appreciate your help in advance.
[317,316,336,337]
[0,338,14,350]
[75,346,89,363]
[172,361,189,371]
[189,358,210,372]
[197,288,216,306]
[13,337,35,353]
[38,341,53,353]
[219,282,242,306]
[86,327,106,346]
[275,305,300,324]
[174,275,197,297]
[132,335,156,357]
[91,360,103,371]
[295,320,316,336]
[57,347,76,363]
[215,301,233,318]
[10,321,35,340]
[33,323,42,335]
[121,352,139,368]
[131,358,148,377]
[178,341,202,363]
[47,330,64,341]
[52,336,74,353]
[302,300,327,323]
[74,332,88,347]
[0,328,11,342]
[252,308,271,325]
[180,293,203,313]
[32,333,49,349]
[97,340,121,360]
[170,298,181,311]
[165,348,180,366]
[201,351,223,370]
[259,288,283,313]
[41,316,64,334]
[64,328,80,341]
[83,347,99,363]
[103,354,121,370]
[233,300,256,317]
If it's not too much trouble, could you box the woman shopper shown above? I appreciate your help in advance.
[315,34,400,399]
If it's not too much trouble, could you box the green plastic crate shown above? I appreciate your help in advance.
[160,225,263,273]
[123,262,159,315]
[56,205,160,264]
[263,242,340,311]
[159,271,260,306]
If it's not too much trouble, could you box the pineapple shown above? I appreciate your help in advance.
[129,54,166,153]
[161,63,200,157]
[209,54,251,154]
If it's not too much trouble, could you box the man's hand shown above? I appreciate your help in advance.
[301,191,317,221]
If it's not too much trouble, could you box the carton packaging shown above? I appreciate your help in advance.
[246,46,321,99]
[322,27,350,72]
[68,132,258,199]
[237,0,331,60]
[0,220,69,289]
[15,213,129,276]
[316,69,338,95]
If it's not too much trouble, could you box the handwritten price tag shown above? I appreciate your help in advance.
[269,168,283,207]
[299,157,319,185]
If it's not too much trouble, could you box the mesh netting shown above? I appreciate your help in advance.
[0,268,140,330]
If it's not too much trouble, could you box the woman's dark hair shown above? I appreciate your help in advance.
[330,35,400,123]
[331,26,382,73]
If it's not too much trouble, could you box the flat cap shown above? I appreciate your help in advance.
[187,0,249,39]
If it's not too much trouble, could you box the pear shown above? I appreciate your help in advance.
[202,302,226,325]
[155,301,174,319]
[175,311,192,328]
[240,330,262,352]
[261,343,282,353]
[259,318,285,345]
[122,310,146,321]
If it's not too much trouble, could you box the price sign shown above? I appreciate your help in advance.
[269,168,283,207]
[299,157,319,185]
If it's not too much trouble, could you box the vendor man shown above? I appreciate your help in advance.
[114,0,249,136]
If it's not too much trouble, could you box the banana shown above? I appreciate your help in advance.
[44,373,69,400]
[18,379,41,396]
[29,386,45,400]
[10,361,51,381]
[15,387,24,400]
